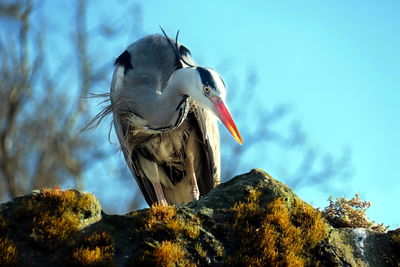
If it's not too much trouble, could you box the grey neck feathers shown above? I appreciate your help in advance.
[129,68,196,131]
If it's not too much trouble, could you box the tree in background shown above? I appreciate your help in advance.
[0,0,352,212]
[0,0,106,199]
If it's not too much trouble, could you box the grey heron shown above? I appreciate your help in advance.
[104,30,242,206]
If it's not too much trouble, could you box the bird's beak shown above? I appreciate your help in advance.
[213,98,243,144]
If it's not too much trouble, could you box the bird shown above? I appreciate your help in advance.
[103,29,243,206]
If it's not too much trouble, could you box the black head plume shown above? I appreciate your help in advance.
[159,26,194,68]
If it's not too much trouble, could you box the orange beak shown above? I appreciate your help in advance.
[213,98,243,145]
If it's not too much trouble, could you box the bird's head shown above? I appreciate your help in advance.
[175,66,243,144]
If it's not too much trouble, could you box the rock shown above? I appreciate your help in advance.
[317,227,400,266]
[0,169,399,266]
[188,169,299,210]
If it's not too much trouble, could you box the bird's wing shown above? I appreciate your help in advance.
[191,103,221,194]
[110,62,159,206]
[112,114,159,206]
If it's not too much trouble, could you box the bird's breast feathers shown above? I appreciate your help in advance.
[128,121,190,165]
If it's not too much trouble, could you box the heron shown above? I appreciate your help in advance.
[102,30,242,206]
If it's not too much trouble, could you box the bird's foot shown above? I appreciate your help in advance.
[192,187,200,201]
[153,181,169,206]
[157,198,169,206]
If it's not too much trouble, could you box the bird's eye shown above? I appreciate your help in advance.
[203,86,211,94]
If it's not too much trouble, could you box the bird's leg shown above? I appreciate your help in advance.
[187,152,200,201]
[142,161,168,206]
[152,181,169,206]
[153,164,169,206]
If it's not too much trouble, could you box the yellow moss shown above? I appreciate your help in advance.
[29,191,76,242]
[73,247,103,265]
[0,237,17,265]
[40,188,96,221]
[72,231,115,266]
[13,188,98,245]
[133,241,194,266]
[292,200,329,247]
[392,231,400,247]
[32,210,79,243]
[132,205,203,265]
[0,215,9,230]
[166,217,200,240]
[146,204,200,240]
[394,234,400,244]
[85,231,113,246]
[72,246,115,266]
[195,242,207,258]
[154,241,191,267]
[247,189,262,203]
[147,205,176,227]
[227,192,328,266]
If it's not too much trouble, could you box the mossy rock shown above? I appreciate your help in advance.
[0,170,399,266]
[189,169,299,211]
[0,188,103,266]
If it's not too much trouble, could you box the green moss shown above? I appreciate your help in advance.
[226,190,328,266]
[0,236,17,266]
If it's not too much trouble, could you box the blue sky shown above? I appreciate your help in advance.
[40,1,400,228]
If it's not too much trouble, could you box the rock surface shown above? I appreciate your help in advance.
[0,169,399,266]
